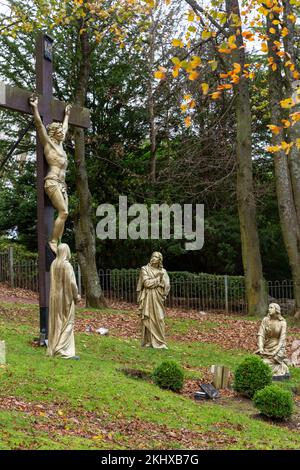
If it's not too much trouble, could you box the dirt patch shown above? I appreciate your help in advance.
[119,367,152,381]
[251,404,300,432]
[207,392,300,432]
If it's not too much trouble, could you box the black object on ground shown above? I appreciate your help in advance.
[194,391,207,400]
[200,383,220,399]
[272,374,290,381]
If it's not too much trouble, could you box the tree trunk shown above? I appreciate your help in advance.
[282,0,300,229]
[226,0,267,315]
[267,12,300,316]
[73,28,106,307]
[148,9,157,183]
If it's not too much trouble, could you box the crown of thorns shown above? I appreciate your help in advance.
[47,122,63,134]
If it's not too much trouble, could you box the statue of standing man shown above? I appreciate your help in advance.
[29,95,71,254]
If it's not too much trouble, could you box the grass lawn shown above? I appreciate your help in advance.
[0,301,300,450]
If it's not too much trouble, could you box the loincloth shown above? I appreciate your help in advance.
[44,176,68,201]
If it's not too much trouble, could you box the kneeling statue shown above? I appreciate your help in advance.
[255,303,289,377]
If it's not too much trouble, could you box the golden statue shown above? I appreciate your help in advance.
[255,303,290,376]
[137,252,170,349]
[29,95,71,254]
[47,243,81,358]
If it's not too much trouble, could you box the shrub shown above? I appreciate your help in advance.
[0,240,37,260]
[233,356,272,398]
[253,384,294,419]
[152,360,184,392]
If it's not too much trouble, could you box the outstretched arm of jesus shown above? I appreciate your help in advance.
[29,95,49,146]
[62,104,71,135]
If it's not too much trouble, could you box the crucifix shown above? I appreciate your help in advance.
[0,33,90,344]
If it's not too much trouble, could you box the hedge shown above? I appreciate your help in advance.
[106,268,245,301]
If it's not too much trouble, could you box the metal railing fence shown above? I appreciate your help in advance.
[0,249,297,314]
[98,269,247,313]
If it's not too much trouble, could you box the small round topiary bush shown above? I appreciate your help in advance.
[152,360,184,392]
[253,384,294,419]
[233,355,272,398]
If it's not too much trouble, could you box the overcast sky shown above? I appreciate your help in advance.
[0,1,10,14]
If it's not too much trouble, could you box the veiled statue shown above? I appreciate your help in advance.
[29,95,71,254]
[137,252,170,349]
[255,303,290,376]
[47,243,80,359]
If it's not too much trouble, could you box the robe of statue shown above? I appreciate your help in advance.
[47,244,79,358]
[257,315,289,376]
[137,263,170,349]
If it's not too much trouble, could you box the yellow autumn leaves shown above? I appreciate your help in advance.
[267,107,300,143]
[153,39,244,128]
[266,109,300,154]
[180,96,193,128]
[171,39,184,48]
[202,30,216,40]
[280,98,295,109]
[155,53,204,81]
[152,1,299,133]
[218,35,238,55]
[154,67,167,80]
[201,83,209,95]
[266,141,300,155]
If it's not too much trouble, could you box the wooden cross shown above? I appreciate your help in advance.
[0,33,90,344]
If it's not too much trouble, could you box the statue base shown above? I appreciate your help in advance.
[272,373,290,381]
[39,306,48,346]
[39,332,46,347]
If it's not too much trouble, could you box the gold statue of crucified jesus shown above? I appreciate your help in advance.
[29,95,71,254]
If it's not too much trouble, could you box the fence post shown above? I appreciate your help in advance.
[224,275,228,313]
[77,263,82,297]
[9,247,14,289]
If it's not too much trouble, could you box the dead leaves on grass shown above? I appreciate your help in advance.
[75,313,139,340]
[0,283,38,304]
[76,304,300,356]
[0,395,237,449]
[1,287,300,356]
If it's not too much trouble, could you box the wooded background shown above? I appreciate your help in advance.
[0,0,299,313]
